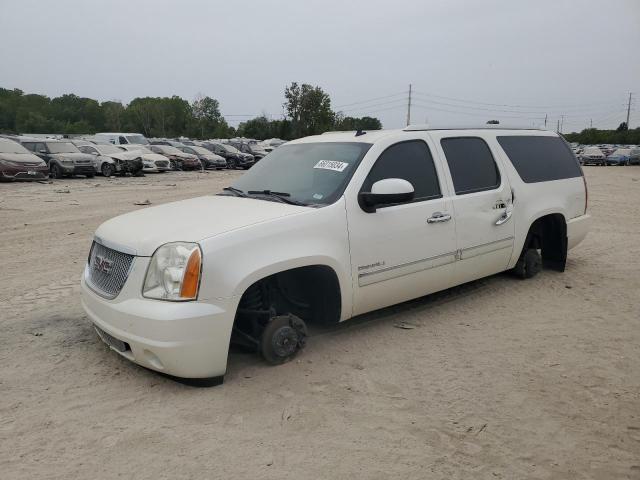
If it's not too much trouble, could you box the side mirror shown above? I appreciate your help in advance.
[38,149,47,154]
[358,178,415,213]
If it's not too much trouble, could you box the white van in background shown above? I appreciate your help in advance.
[94,133,149,145]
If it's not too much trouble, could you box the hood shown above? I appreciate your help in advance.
[140,153,169,161]
[102,151,139,161]
[0,152,45,165]
[50,152,95,163]
[201,153,224,160]
[94,195,309,256]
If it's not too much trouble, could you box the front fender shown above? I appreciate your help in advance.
[198,199,354,321]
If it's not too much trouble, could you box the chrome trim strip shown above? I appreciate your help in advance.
[459,236,514,260]
[357,236,514,287]
[358,250,457,287]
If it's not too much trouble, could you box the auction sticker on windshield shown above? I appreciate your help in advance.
[314,160,349,172]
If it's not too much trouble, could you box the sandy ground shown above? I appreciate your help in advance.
[0,167,639,479]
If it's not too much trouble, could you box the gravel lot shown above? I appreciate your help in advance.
[1,167,639,479]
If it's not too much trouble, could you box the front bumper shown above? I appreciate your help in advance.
[80,260,237,379]
[0,166,48,181]
[62,164,95,175]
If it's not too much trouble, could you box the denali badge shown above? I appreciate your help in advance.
[94,255,114,274]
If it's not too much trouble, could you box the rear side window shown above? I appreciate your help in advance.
[497,135,582,183]
[362,140,441,202]
[441,137,500,195]
[22,142,35,151]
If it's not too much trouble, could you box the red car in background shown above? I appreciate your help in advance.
[0,137,49,181]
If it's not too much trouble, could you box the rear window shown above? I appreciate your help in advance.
[497,136,582,183]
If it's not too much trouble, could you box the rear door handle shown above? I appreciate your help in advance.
[427,212,452,224]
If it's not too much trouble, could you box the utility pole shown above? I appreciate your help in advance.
[590,118,593,129]
[406,84,412,126]
[556,119,560,133]
[626,92,632,128]
[560,115,565,133]
[544,114,547,127]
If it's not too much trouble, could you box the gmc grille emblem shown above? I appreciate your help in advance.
[94,255,114,274]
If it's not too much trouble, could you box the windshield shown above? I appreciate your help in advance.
[191,146,211,155]
[156,146,183,155]
[47,142,80,154]
[613,149,630,156]
[222,144,240,154]
[131,147,152,154]
[125,134,149,145]
[97,145,124,154]
[0,140,30,154]
[230,142,371,206]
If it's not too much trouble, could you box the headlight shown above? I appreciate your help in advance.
[142,242,202,301]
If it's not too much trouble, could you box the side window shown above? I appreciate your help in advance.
[362,140,441,202]
[497,135,582,183]
[22,142,35,152]
[34,142,47,153]
[440,137,500,195]
[118,136,127,144]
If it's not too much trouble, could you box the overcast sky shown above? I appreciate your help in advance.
[1,0,638,132]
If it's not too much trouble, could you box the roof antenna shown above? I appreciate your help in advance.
[355,130,366,137]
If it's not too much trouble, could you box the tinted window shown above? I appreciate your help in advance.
[22,142,36,151]
[497,135,582,183]
[441,137,500,195]
[362,140,441,202]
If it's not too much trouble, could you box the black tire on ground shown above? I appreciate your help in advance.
[512,248,542,279]
[101,163,114,177]
[133,170,145,177]
[86,172,95,178]
[260,314,307,365]
[51,163,64,179]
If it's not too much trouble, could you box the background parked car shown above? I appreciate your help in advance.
[118,145,171,173]
[606,148,631,166]
[148,145,201,170]
[20,138,95,178]
[0,138,49,181]
[201,142,254,169]
[579,147,606,166]
[629,147,640,165]
[227,140,269,161]
[77,144,144,176]
[178,146,226,169]
[94,133,149,145]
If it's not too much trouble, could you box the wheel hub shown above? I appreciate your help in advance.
[271,326,298,358]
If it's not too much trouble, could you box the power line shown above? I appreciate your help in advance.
[333,91,408,109]
[411,90,624,111]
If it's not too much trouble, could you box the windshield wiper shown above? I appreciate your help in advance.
[221,186,248,197]
[247,190,308,206]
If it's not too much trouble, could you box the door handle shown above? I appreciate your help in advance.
[495,203,513,225]
[427,212,451,224]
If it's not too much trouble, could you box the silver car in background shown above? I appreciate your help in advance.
[119,145,172,172]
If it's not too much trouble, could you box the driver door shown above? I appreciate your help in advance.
[346,137,458,316]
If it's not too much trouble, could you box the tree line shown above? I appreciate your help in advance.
[564,122,640,145]
[0,82,382,140]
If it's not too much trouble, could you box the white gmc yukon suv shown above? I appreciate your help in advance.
[81,126,591,385]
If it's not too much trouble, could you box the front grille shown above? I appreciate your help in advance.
[86,241,135,299]
[156,160,169,167]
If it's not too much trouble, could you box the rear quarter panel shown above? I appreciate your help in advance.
[491,131,586,268]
